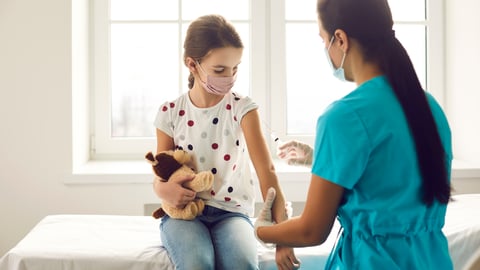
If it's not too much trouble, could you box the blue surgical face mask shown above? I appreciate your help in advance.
[324,35,347,82]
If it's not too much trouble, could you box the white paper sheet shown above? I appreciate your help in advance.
[444,194,480,270]
[0,215,173,270]
[1,194,479,270]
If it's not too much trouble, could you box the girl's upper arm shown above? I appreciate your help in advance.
[156,129,174,153]
[240,110,270,164]
[241,109,290,222]
[240,110,274,184]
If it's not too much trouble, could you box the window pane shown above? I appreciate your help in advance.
[285,0,317,21]
[285,24,426,135]
[286,23,354,135]
[394,24,426,88]
[100,0,430,155]
[285,0,426,22]
[110,24,179,137]
[182,0,249,20]
[388,0,425,21]
[110,0,178,21]
[231,23,250,97]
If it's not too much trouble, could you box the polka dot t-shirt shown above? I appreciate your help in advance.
[154,92,259,216]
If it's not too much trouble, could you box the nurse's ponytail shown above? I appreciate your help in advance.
[379,36,450,205]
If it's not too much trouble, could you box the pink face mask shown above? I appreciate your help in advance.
[196,61,236,95]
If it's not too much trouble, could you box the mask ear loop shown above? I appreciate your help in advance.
[339,51,346,68]
[195,60,209,84]
[327,35,335,51]
[195,60,207,73]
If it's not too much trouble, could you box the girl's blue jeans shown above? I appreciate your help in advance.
[160,205,259,270]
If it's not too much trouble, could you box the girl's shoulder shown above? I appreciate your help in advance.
[224,92,258,111]
[158,93,189,112]
[227,91,250,102]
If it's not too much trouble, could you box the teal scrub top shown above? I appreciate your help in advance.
[312,76,453,270]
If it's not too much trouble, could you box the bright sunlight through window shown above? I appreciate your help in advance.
[92,0,437,159]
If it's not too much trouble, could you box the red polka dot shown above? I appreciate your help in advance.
[169,102,175,108]
[224,154,231,161]
[179,110,185,116]
[211,190,216,196]
[212,143,219,150]
[232,164,236,171]
[162,106,168,112]
[233,116,237,121]
[187,120,194,126]
[224,197,231,202]
[226,104,232,110]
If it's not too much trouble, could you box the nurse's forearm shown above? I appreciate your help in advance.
[257,217,325,247]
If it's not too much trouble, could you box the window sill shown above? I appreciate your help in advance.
[451,159,480,179]
[66,159,480,184]
[66,159,311,184]
[67,160,153,184]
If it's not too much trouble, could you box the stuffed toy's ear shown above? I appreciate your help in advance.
[153,153,183,180]
[145,152,158,165]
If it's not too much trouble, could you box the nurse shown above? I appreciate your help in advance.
[254,0,453,269]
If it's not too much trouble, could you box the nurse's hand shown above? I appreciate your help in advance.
[277,140,313,166]
[254,187,276,249]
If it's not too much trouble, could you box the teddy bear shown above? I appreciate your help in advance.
[145,149,214,220]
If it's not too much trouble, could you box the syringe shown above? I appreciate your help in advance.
[270,131,282,145]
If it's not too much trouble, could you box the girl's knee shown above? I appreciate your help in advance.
[176,251,214,270]
[217,254,258,270]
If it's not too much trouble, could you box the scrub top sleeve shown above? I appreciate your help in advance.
[311,102,371,189]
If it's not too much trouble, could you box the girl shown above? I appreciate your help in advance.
[153,15,299,270]
[255,0,453,269]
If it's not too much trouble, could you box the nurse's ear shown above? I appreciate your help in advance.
[334,29,349,54]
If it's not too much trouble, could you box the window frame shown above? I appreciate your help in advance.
[269,0,445,148]
[90,0,444,160]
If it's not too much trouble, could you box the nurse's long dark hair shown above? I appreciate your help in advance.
[317,0,450,205]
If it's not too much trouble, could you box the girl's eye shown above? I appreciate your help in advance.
[214,70,224,74]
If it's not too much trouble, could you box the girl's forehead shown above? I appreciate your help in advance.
[203,47,243,66]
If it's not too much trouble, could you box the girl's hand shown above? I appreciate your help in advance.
[153,175,196,208]
[276,246,301,270]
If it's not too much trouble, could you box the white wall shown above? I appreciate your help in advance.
[444,0,480,195]
[445,0,480,162]
[1,0,480,257]
[0,0,157,256]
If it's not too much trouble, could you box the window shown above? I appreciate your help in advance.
[92,0,252,159]
[91,0,443,160]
